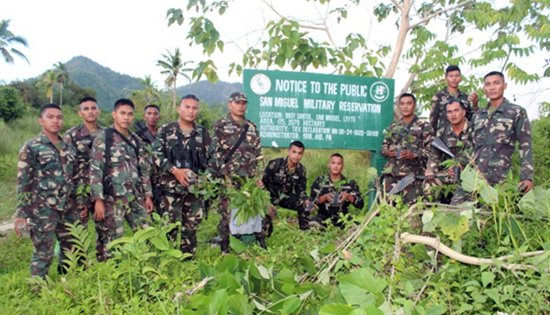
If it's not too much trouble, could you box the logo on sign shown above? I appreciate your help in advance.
[370,81,390,102]
[250,73,272,95]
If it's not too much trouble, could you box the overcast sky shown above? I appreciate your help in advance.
[1,0,548,118]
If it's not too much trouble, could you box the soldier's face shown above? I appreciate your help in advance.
[446,102,466,126]
[144,107,160,128]
[398,96,416,118]
[228,100,247,119]
[39,108,63,135]
[483,75,507,101]
[445,70,462,89]
[112,105,135,131]
[78,101,100,123]
[288,145,305,166]
[328,156,344,176]
[178,99,199,124]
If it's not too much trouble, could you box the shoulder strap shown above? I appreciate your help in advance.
[104,128,114,171]
[224,123,249,164]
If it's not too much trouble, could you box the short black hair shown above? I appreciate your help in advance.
[113,98,135,111]
[144,104,160,112]
[181,94,200,102]
[289,140,305,150]
[446,98,466,110]
[399,93,416,105]
[79,96,97,104]
[445,65,461,75]
[483,71,505,81]
[39,103,62,117]
[330,153,344,162]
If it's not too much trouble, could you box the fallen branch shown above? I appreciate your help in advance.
[400,233,545,271]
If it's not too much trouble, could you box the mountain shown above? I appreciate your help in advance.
[176,80,243,107]
[65,56,142,108]
[65,56,243,109]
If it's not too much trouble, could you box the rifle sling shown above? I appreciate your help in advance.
[224,124,249,164]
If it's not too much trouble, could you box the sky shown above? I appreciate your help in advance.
[1,0,548,118]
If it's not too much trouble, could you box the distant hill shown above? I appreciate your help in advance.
[65,56,142,108]
[65,56,243,109]
[177,80,243,107]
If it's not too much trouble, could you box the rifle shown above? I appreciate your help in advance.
[388,173,450,195]
[134,120,156,144]
[431,137,460,183]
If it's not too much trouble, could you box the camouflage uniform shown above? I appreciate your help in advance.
[134,124,162,211]
[15,133,76,277]
[262,157,310,229]
[425,121,472,203]
[382,116,434,204]
[63,124,104,224]
[90,128,152,261]
[309,175,364,228]
[208,113,262,250]
[152,122,211,255]
[429,87,474,132]
[451,99,533,204]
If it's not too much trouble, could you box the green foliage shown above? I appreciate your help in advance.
[227,177,270,225]
[0,86,25,122]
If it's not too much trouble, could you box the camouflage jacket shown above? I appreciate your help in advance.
[63,123,104,208]
[310,174,364,214]
[15,133,76,218]
[382,116,434,177]
[427,120,472,175]
[134,124,162,190]
[262,157,307,204]
[152,122,211,194]
[471,98,533,184]
[208,113,262,179]
[429,87,474,131]
[90,128,152,202]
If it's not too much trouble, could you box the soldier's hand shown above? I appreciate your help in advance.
[321,193,333,204]
[268,204,277,218]
[14,217,28,238]
[94,200,106,221]
[339,191,355,203]
[468,92,479,109]
[518,179,534,194]
[401,150,416,160]
[172,168,190,187]
[145,196,154,213]
[383,149,397,158]
[425,168,435,179]
[257,179,265,189]
[80,206,88,219]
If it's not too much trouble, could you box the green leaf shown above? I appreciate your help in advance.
[149,236,170,251]
[282,296,301,313]
[229,236,247,254]
[208,289,228,315]
[484,288,500,304]
[319,304,353,315]
[460,165,484,193]
[425,304,446,315]
[481,271,495,287]
[479,183,498,204]
[256,264,271,280]
[439,213,469,243]
[338,268,387,306]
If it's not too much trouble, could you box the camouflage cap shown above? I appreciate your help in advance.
[229,92,248,103]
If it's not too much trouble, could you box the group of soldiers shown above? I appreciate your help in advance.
[381,67,533,205]
[13,67,533,278]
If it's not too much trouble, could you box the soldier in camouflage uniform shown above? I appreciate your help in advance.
[152,95,211,256]
[451,71,534,204]
[425,98,472,203]
[382,93,434,205]
[63,97,104,225]
[208,92,263,252]
[14,104,76,277]
[134,104,162,211]
[310,153,364,228]
[429,65,479,132]
[262,140,311,230]
[90,99,153,261]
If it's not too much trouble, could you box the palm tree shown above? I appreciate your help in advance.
[0,19,29,64]
[141,75,161,104]
[157,48,193,108]
[39,70,57,103]
[53,62,69,106]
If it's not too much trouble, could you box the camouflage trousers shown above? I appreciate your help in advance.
[159,192,204,255]
[450,187,475,205]
[275,194,310,230]
[28,206,78,277]
[95,197,147,261]
[384,175,424,205]
[218,196,271,252]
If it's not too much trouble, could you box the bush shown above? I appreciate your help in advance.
[0,87,26,123]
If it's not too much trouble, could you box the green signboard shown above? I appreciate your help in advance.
[244,69,394,151]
